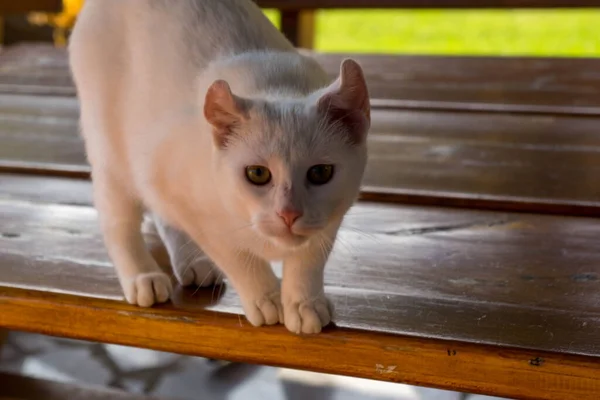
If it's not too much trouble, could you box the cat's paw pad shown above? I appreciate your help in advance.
[244,291,283,327]
[123,272,173,307]
[283,295,332,334]
[174,258,222,287]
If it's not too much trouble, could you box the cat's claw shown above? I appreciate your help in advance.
[283,295,332,334]
[244,291,284,327]
[174,258,223,287]
[123,272,173,307]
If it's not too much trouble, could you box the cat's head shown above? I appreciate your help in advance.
[204,59,370,250]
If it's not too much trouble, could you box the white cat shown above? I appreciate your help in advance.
[69,0,370,334]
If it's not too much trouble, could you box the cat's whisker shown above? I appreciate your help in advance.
[216,273,225,302]
[342,226,382,244]
[317,236,329,265]
[192,283,202,296]
[175,237,195,255]
[333,237,359,261]
[211,276,219,303]
[344,209,388,216]
[210,222,255,237]
[178,249,204,282]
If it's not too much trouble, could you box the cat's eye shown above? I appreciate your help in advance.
[245,165,272,185]
[307,164,334,185]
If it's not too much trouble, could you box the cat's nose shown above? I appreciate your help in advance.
[277,208,302,228]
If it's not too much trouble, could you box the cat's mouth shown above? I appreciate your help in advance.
[253,218,320,249]
[270,231,309,249]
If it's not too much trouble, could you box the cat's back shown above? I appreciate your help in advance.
[71,0,292,74]
[69,0,296,122]
[149,0,294,59]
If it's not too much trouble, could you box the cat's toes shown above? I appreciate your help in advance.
[244,291,283,327]
[283,295,332,334]
[123,272,173,307]
[174,258,222,287]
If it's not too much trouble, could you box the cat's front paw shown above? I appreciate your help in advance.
[283,294,332,334]
[122,272,173,307]
[242,290,283,327]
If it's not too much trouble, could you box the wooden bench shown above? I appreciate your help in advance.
[1,43,600,399]
[4,43,600,116]
[2,44,600,215]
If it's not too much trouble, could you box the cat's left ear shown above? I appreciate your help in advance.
[204,80,249,147]
[316,59,370,145]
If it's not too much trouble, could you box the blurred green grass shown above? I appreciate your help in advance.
[263,9,600,57]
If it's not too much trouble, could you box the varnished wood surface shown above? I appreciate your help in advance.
[0,0,62,14]
[256,0,600,8]
[3,44,600,115]
[0,372,166,400]
[1,176,600,399]
[3,94,600,215]
[304,51,600,115]
[0,45,74,96]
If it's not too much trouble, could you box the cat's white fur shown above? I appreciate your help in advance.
[69,0,370,334]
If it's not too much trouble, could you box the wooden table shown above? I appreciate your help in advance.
[1,44,600,400]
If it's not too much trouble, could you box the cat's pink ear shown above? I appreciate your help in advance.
[317,59,370,144]
[204,80,248,147]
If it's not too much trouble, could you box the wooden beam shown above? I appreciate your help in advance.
[257,0,600,8]
[2,287,600,400]
[0,0,62,14]
[280,9,316,48]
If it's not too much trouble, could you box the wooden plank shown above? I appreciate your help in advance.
[256,0,600,8]
[3,94,600,215]
[304,51,600,116]
[0,45,75,96]
[0,372,166,400]
[1,176,600,398]
[0,0,62,14]
[0,174,92,205]
[3,44,600,116]
[4,287,600,400]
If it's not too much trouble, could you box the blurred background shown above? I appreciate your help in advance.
[6,0,600,55]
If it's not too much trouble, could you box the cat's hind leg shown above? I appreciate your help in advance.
[153,216,223,288]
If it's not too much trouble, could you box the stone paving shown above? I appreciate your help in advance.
[0,331,508,400]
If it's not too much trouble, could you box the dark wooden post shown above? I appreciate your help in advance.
[0,0,61,45]
[280,9,316,48]
[0,0,62,14]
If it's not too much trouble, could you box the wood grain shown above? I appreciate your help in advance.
[3,44,600,116]
[304,51,600,116]
[1,176,600,398]
[3,94,600,215]
[256,0,600,8]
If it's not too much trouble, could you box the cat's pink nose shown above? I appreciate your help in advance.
[278,208,302,227]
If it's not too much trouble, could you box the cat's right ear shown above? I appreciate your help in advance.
[204,80,248,147]
[316,59,370,145]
